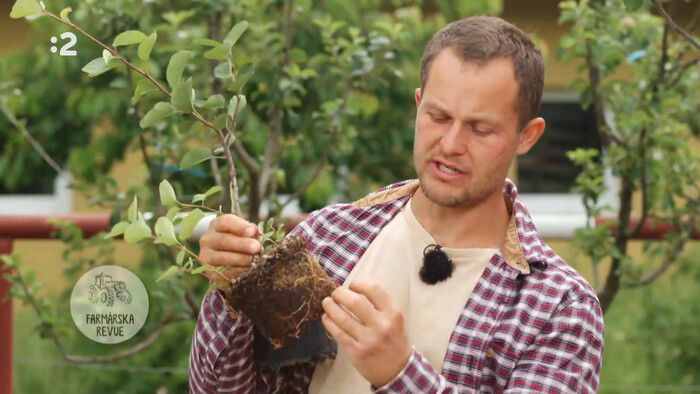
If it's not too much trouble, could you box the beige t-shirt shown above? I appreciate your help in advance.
[309,198,498,393]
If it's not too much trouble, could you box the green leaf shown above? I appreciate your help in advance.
[201,94,225,109]
[194,38,221,47]
[171,78,194,113]
[176,250,186,266]
[154,217,179,246]
[127,196,138,223]
[131,79,157,105]
[179,208,205,240]
[228,95,246,117]
[113,30,147,47]
[180,148,211,170]
[140,102,174,128]
[124,219,152,243]
[59,7,72,21]
[9,0,42,19]
[203,44,229,60]
[166,51,192,87]
[623,0,645,11]
[104,221,129,239]
[138,31,157,61]
[191,265,208,274]
[166,207,180,221]
[156,266,180,283]
[229,63,255,92]
[192,185,222,203]
[212,114,227,129]
[224,21,249,48]
[159,180,178,207]
[214,62,232,79]
[82,58,109,77]
[102,50,113,66]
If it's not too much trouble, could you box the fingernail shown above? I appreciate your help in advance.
[244,226,255,237]
[250,241,259,254]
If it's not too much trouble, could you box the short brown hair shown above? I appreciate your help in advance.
[420,16,544,130]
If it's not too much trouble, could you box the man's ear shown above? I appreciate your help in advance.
[516,117,545,155]
[415,88,421,107]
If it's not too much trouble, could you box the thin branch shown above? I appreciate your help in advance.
[651,0,700,50]
[667,56,700,87]
[0,98,63,174]
[177,202,224,214]
[628,214,696,287]
[232,139,260,176]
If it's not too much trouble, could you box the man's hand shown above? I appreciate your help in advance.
[321,281,412,388]
[198,214,262,288]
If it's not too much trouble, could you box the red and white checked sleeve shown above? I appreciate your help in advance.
[188,288,277,393]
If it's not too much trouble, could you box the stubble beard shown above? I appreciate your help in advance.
[417,165,501,209]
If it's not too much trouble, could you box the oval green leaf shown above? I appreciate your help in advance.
[159,180,178,207]
[138,31,157,61]
[190,265,209,274]
[9,0,42,19]
[140,102,174,129]
[82,58,109,77]
[124,220,151,243]
[113,30,147,47]
[214,62,232,79]
[127,196,138,223]
[166,51,192,88]
[155,217,179,246]
[224,20,249,49]
[104,221,129,239]
[180,148,211,170]
[156,265,180,283]
[59,6,72,21]
[179,208,205,240]
[171,78,194,113]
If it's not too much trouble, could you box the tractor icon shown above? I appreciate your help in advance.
[88,273,133,307]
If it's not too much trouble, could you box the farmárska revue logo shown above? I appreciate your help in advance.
[70,265,148,344]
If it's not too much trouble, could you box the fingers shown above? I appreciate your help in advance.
[322,310,360,351]
[212,214,259,237]
[202,250,254,268]
[349,281,393,311]
[205,231,261,255]
[331,286,378,325]
[322,296,365,342]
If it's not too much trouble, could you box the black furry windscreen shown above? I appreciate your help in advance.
[420,244,454,285]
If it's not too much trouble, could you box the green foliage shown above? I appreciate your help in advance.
[558,0,699,309]
[3,1,503,393]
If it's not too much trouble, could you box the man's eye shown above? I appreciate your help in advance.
[430,114,449,123]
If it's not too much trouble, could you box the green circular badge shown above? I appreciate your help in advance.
[70,265,149,344]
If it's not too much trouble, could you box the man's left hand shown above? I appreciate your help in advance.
[321,281,412,388]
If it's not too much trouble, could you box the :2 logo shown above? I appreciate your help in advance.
[50,32,77,56]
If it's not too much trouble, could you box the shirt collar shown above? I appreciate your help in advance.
[353,179,546,274]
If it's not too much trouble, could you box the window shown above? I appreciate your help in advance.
[0,172,72,215]
[517,91,618,237]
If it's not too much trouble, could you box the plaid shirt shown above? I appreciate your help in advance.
[189,179,604,393]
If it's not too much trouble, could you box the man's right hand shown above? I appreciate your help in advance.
[199,214,262,287]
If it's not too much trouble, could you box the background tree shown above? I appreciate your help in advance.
[558,0,699,313]
[1,0,502,392]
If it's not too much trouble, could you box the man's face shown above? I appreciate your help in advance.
[413,48,530,208]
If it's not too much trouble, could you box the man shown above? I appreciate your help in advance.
[189,16,604,393]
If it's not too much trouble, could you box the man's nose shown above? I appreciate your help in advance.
[439,122,467,156]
